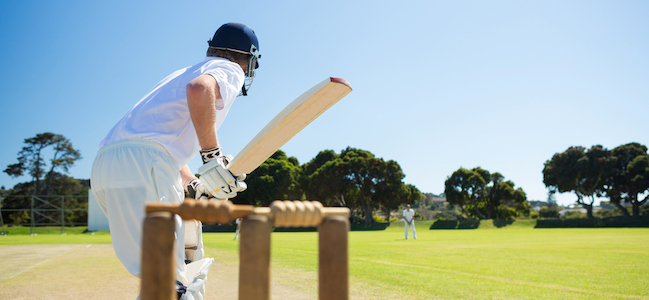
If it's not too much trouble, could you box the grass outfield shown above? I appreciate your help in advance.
[1,221,648,299]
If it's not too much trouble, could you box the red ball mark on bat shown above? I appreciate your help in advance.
[330,77,352,89]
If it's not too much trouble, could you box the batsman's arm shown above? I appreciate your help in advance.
[187,74,221,150]
[180,165,195,192]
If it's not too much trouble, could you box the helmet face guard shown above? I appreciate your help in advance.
[241,44,260,96]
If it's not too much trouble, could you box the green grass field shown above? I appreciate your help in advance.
[1,221,648,299]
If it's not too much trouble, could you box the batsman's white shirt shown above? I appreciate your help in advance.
[403,208,415,222]
[99,57,244,169]
[92,57,243,285]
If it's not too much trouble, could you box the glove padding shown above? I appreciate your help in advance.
[187,179,214,201]
[197,154,246,199]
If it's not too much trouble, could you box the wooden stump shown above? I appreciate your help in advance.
[141,212,176,300]
[238,215,271,300]
[319,216,349,300]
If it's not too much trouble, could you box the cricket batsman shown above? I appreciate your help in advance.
[90,22,261,299]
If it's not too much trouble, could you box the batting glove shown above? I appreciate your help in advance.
[197,154,246,199]
[187,178,214,201]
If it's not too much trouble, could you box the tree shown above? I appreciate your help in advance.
[302,150,348,207]
[627,154,649,216]
[547,191,556,204]
[303,147,419,224]
[371,160,421,221]
[486,175,529,219]
[374,165,422,222]
[539,206,560,219]
[444,167,489,219]
[4,133,82,196]
[235,150,302,206]
[543,146,608,218]
[445,167,528,220]
[304,148,379,223]
[604,143,649,217]
[1,174,89,225]
[337,148,382,223]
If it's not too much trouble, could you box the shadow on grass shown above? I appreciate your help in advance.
[430,219,517,229]
[493,219,514,228]
[430,219,480,230]
[535,216,649,228]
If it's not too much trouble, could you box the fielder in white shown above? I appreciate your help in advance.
[402,204,417,239]
[233,218,242,240]
[90,23,261,300]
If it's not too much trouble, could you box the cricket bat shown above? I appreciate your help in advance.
[227,77,352,176]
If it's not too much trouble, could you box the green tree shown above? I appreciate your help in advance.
[444,167,489,219]
[301,150,345,206]
[1,174,88,225]
[302,150,348,207]
[338,148,382,223]
[372,160,423,222]
[538,206,560,219]
[4,133,82,196]
[543,146,608,218]
[604,143,649,217]
[445,167,528,220]
[3,133,84,225]
[236,150,302,206]
[484,173,529,219]
[627,155,649,216]
[303,147,420,224]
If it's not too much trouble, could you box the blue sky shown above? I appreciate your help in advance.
[1,1,647,206]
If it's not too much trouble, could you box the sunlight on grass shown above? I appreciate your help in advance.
[203,223,649,299]
[2,224,648,299]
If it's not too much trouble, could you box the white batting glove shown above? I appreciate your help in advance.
[187,178,213,201]
[198,154,246,199]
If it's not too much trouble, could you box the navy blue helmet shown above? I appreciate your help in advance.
[208,23,261,96]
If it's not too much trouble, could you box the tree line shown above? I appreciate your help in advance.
[2,133,422,225]
[6,133,644,226]
[233,147,421,224]
[2,133,87,225]
[543,142,649,218]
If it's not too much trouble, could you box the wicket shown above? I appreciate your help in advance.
[141,199,350,300]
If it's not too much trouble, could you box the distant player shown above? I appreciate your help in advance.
[233,217,242,240]
[402,204,417,239]
[90,22,261,299]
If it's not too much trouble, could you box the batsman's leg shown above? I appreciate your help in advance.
[411,220,417,239]
[184,220,204,263]
[403,219,409,239]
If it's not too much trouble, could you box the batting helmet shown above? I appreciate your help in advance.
[208,23,261,95]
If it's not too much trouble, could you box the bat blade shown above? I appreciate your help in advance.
[228,77,352,176]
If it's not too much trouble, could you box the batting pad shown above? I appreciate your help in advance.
[180,257,214,300]
[184,220,204,262]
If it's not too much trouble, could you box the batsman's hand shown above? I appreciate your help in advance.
[197,154,247,199]
[187,178,214,201]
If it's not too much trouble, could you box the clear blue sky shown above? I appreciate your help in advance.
[1,1,647,206]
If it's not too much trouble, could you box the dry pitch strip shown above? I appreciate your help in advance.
[141,78,353,299]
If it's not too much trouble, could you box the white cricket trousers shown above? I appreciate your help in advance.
[403,219,417,239]
[91,139,187,280]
